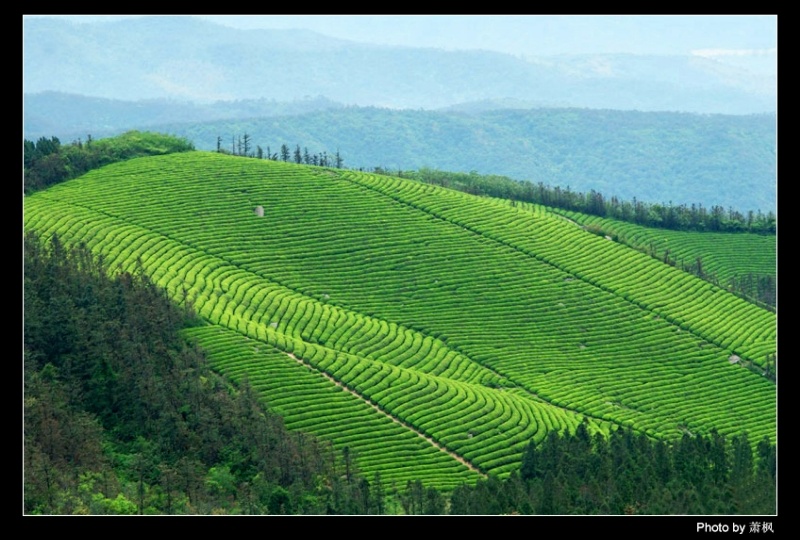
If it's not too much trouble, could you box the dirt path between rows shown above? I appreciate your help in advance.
[554,213,582,228]
[284,352,486,477]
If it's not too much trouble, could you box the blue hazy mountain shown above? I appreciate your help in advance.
[23,16,775,114]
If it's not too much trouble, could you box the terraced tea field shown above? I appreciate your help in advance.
[23,152,776,490]
[552,207,776,287]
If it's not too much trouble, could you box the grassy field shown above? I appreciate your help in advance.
[552,208,775,285]
[24,152,776,489]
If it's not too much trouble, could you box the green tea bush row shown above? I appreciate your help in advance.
[25,154,776,479]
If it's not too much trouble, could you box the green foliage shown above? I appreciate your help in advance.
[449,427,776,514]
[24,153,776,510]
[558,209,776,309]
[24,130,194,194]
[148,107,775,214]
[23,232,374,514]
[90,130,195,159]
[92,493,139,515]
[404,167,776,234]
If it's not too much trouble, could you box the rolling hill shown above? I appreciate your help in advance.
[23,151,776,490]
[26,102,776,215]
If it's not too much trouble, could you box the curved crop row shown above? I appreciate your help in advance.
[24,153,776,480]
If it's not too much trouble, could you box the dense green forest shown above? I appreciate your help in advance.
[450,425,775,515]
[23,232,387,515]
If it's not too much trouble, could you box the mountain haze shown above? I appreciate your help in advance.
[23,16,777,213]
[57,106,769,214]
[23,14,779,516]
[23,16,776,114]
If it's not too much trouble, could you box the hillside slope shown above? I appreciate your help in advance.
[137,107,778,213]
[550,207,776,308]
[23,152,776,488]
[28,103,776,214]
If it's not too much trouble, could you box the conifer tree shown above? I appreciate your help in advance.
[243,134,251,157]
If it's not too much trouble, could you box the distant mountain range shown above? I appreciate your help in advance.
[23,92,776,214]
[23,16,775,114]
[22,92,345,139]
[22,16,777,213]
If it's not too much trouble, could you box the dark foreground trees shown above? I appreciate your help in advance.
[23,232,373,514]
[446,424,775,515]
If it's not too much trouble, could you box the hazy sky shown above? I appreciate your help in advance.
[26,15,777,58]
[204,15,777,56]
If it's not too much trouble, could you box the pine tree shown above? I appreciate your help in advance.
[243,134,251,157]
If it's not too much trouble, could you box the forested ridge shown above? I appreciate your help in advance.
[450,424,775,515]
[23,131,195,195]
[23,129,776,235]
[150,107,776,214]
[23,232,386,515]
[30,104,776,214]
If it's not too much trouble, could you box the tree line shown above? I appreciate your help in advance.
[396,168,776,235]
[218,133,343,168]
[677,257,775,311]
[23,131,195,195]
[26,131,773,235]
[394,167,776,310]
[444,423,775,515]
[590,229,777,312]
